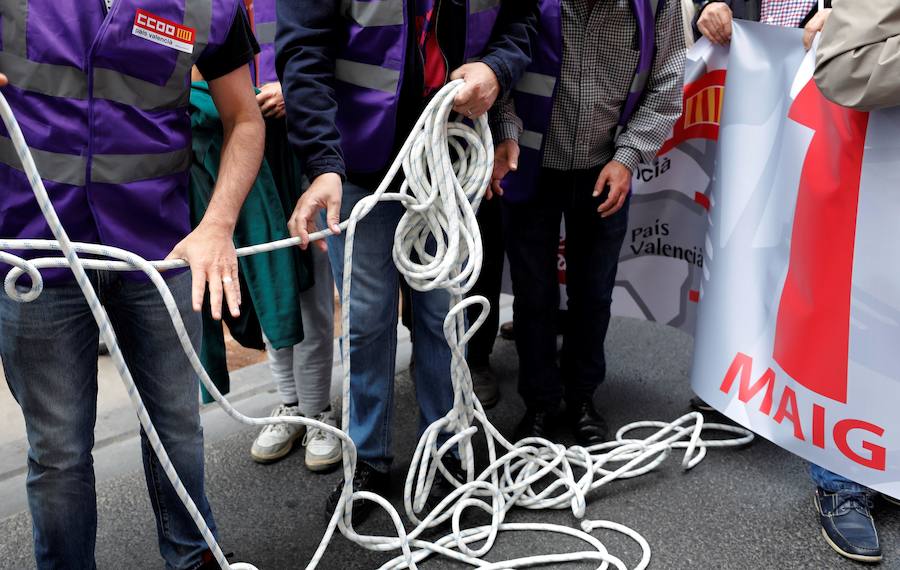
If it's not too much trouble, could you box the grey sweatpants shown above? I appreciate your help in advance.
[265,246,335,416]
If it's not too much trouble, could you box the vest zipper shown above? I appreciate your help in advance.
[83,1,120,243]
[432,0,449,86]
[415,2,426,89]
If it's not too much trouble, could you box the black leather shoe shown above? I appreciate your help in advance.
[689,396,716,413]
[514,408,551,441]
[569,401,608,446]
[470,364,500,409]
[324,462,390,526]
[815,487,882,563]
[421,456,467,516]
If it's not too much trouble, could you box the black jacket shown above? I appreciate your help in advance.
[693,0,831,39]
[276,0,539,182]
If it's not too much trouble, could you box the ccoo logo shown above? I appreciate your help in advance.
[132,9,196,53]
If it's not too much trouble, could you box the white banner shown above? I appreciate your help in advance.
[557,41,729,333]
[691,22,900,498]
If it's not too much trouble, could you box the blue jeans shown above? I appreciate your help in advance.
[810,464,870,495]
[0,271,216,570]
[326,181,454,470]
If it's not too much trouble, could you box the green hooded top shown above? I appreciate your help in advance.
[189,81,312,399]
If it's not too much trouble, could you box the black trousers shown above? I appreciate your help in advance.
[502,165,629,411]
[466,194,505,367]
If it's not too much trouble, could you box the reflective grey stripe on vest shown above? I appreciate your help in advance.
[255,22,277,44]
[92,148,191,184]
[0,0,89,99]
[92,67,193,110]
[0,136,191,186]
[334,59,400,94]
[0,136,86,186]
[470,0,500,14]
[1,0,27,57]
[347,0,404,27]
[520,130,543,151]
[515,72,556,98]
[0,0,28,58]
[92,0,212,110]
[0,52,88,99]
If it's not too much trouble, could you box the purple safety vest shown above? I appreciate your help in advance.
[0,0,238,282]
[334,0,501,173]
[251,0,278,86]
[501,0,662,203]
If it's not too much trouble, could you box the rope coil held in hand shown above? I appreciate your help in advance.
[0,81,753,570]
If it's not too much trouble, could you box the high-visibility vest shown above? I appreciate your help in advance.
[248,0,278,86]
[502,0,663,202]
[334,0,501,173]
[0,0,239,280]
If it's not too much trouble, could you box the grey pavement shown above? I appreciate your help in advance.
[2,316,899,569]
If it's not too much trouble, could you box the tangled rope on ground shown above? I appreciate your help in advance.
[0,81,753,570]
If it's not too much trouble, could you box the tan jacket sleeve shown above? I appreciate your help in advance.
[814,0,900,111]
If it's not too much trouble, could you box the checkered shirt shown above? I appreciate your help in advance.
[760,0,818,28]
[491,0,686,172]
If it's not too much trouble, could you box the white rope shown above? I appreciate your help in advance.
[0,80,753,570]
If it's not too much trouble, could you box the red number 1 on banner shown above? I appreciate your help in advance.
[773,80,869,404]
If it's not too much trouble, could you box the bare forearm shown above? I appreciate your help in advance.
[203,112,264,231]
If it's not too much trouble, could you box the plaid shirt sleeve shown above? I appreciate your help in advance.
[489,94,524,145]
[614,0,687,171]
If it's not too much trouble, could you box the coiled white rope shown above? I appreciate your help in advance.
[0,80,753,570]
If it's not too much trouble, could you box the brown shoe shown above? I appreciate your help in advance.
[499,321,514,340]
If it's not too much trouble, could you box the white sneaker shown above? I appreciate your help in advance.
[250,404,304,464]
[303,408,342,472]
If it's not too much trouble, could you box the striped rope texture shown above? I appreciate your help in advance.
[0,80,753,570]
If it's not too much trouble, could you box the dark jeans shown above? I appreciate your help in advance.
[0,271,216,570]
[502,165,629,411]
[467,194,504,367]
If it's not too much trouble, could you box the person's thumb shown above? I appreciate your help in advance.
[593,171,610,198]
[165,242,185,262]
[509,143,520,171]
[803,27,815,51]
[450,67,466,81]
[326,197,342,235]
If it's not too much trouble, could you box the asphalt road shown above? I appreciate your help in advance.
[1,317,897,569]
